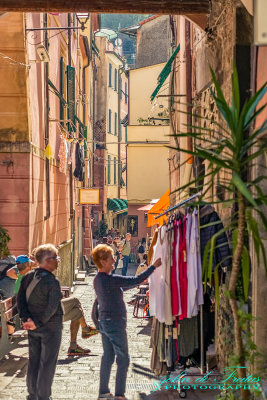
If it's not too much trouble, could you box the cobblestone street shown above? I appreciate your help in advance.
[0,265,219,400]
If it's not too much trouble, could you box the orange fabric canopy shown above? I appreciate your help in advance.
[147,190,170,228]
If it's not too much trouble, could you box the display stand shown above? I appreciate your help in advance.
[155,193,220,398]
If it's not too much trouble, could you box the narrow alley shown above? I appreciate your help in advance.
[0,264,218,400]
[0,2,266,400]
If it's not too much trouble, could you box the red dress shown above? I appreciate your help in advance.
[171,220,179,316]
[178,217,188,320]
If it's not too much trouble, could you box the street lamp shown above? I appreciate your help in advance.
[26,13,90,33]
[76,13,90,32]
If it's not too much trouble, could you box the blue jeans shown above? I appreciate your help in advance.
[99,318,130,397]
[122,255,129,276]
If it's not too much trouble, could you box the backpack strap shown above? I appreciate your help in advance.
[26,270,49,302]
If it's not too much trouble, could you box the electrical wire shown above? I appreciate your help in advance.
[0,51,31,69]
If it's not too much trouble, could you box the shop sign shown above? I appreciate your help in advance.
[254,0,267,45]
[79,188,99,204]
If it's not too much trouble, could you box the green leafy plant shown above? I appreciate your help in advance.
[172,65,267,400]
[0,225,10,258]
[99,219,108,237]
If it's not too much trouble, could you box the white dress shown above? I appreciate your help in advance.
[149,225,168,322]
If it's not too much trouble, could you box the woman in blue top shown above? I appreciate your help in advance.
[92,244,161,400]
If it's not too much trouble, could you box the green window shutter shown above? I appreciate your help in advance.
[108,109,112,133]
[119,119,121,141]
[125,82,128,104]
[119,75,122,99]
[60,57,65,126]
[109,63,112,87]
[108,155,111,184]
[114,157,117,184]
[114,112,117,135]
[114,69,117,91]
[67,65,76,132]
[151,44,180,101]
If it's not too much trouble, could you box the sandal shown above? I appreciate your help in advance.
[98,393,114,399]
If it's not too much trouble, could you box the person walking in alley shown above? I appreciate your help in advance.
[17,244,63,400]
[92,244,162,400]
[121,233,131,276]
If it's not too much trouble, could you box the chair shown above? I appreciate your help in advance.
[133,294,148,318]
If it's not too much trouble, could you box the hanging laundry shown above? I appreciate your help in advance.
[73,142,85,182]
[58,137,67,174]
[44,144,52,160]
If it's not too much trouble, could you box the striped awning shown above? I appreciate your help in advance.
[107,198,128,214]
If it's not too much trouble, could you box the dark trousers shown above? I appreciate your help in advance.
[99,318,130,397]
[27,324,62,400]
[122,255,129,276]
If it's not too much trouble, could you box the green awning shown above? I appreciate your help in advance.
[107,198,128,213]
[150,44,180,101]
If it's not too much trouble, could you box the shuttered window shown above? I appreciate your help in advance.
[108,155,111,184]
[109,63,112,87]
[114,157,117,184]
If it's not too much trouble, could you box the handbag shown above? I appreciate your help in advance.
[117,258,123,269]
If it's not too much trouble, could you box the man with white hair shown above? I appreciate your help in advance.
[17,244,63,400]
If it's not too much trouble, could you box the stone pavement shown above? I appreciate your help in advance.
[0,264,219,400]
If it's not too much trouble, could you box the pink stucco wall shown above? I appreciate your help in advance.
[0,153,30,255]
[127,204,151,247]
[26,12,77,253]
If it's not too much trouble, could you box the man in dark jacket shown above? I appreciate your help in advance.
[17,244,63,400]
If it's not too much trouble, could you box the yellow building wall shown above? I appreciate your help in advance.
[106,52,122,200]
[0,13,29,142]
[129,63,170,125]
[127,125,169,204]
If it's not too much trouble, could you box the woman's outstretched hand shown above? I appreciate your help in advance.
[153,258,162,268]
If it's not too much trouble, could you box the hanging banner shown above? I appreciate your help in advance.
[79,188,99,204]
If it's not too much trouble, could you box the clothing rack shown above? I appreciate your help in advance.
[155,193,220,398]
[154,192,201,220]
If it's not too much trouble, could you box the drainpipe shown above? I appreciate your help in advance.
[68,13,75,279]
[82,34,91,261]
[182,19,193,196]
[118,68,122,200]
[44,13,50,220]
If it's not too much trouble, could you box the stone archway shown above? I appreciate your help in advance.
[0,0,209,14]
